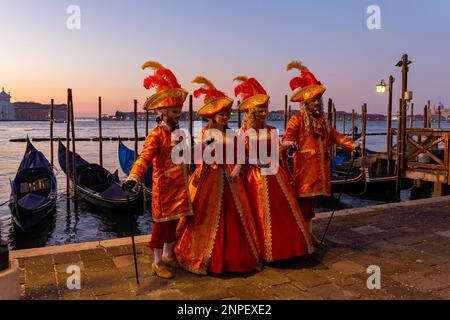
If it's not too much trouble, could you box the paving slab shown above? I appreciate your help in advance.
[11,195,450,300]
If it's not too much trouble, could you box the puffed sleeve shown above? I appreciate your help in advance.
[330,128,355,152]
[283,115,301,144]
[129,129,160,182]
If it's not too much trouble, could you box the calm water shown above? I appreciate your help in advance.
[1,119,449,250]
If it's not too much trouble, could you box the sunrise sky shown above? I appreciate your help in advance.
[1,0,450,117]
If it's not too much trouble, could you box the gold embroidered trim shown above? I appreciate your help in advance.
[275,173,314,254]
[226,168,260,262]
[298,191,331,197]
[134,162,149,174]
[165,165,181,174]
[152,210,194,223]
[260,174,273,262]
[318,137,328,195]
[129,173,142,182]
[202,167,224,273]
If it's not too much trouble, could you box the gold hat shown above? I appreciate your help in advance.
[141,61,188,110]
[233,76,269,112]
[287,60,326,103]
[192,76,233,118]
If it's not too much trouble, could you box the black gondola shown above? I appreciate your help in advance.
[58,141,143,212]
[330,169,365,194]
[9,137,57,231]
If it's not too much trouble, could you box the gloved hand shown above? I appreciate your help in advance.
[122,179,137,191]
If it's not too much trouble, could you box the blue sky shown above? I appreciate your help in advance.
[1,0,449,116]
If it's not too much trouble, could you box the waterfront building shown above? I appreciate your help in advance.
[0,87,15,120]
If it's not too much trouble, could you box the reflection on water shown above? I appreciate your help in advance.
[1,120,448,250]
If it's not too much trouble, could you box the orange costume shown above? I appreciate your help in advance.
[175,77,261,275]
[234,76,313,262]
[128,61,193,251]
[283,61,356,222]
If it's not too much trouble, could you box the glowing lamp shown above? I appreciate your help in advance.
[376,80,386,94]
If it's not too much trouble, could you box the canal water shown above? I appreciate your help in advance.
[1,120,449,250]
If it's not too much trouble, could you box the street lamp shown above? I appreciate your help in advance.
[376,80,387,94]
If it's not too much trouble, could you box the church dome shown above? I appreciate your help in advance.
[0,87,11,101]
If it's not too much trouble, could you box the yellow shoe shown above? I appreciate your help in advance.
[151,262,174,279]
[162,257,180,269]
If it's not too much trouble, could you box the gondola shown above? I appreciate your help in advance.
[118,138,152,187]
[58,141,143,212]
[330,169,365,194]
[359,158,414,199]
[9,137,57,231]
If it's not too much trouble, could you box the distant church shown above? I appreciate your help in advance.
[0,87,67,121]
[0,87,15,120]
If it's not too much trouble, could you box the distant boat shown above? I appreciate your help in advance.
[58,141,143,212]
[9,137,57,231]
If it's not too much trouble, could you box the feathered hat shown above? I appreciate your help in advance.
[233,76,269,112]
[141,61,188,110]
[287,60,326,103]
[192,76,233,118]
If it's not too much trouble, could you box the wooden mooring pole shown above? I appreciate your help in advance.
[50,99,54,168]
[69,89,78,200]
[98,97,103,167]
[284,95,288,131]
[410,103,414,128]
[387,75,394,167]
[66,92,71,197]
[134,100,138,161]
[361,104,367,158]
[352,109,356,141]
[145,109,149,137]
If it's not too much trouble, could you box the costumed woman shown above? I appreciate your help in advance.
[282,60,359,245]
[234,76,314,263]
[123,61,194,279]
[175,76,261,275]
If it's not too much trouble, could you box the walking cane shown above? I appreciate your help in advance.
[319,151,359,246]
[126,194,140,285]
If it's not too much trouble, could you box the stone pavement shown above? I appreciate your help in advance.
[11,196,450,300]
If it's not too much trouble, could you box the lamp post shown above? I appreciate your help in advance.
[376,76,394,174]
[395,54,412,201]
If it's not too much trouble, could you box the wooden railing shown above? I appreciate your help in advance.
[389,128,450,184]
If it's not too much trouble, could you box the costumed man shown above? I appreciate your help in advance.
[282,60,360,246]
[123,61,193,279]
[234,76,313,263]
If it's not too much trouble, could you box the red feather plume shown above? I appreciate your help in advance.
[143,75,169,90]
[156,69,181,88]
[248,78,267,95]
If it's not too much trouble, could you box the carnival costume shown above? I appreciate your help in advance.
[175,77,261,274]
[127,61,193,278]
[282,61,356,239]
[234,76,314,262]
